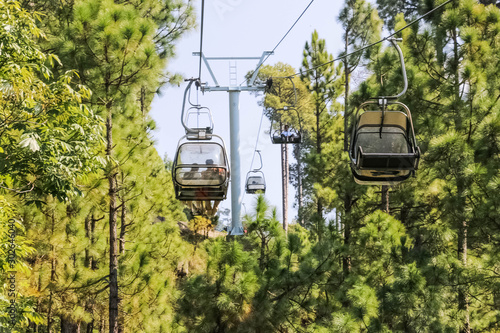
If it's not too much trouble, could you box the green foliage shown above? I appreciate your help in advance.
[1,0,500,331]
[299,30,346,230]
[375,0,422,30]
[0,195,40,331]
[5,0,194,331]
[177,239,259,332]
[251,62,313,133]
[0,0,104,200]
[339,0,383,66]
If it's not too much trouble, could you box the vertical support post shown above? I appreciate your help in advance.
[229,90,244,235]
[195,52,272,236]
[381,185,390,213]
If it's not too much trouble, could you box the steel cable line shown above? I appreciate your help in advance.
[241,109,266,206]
[198,0,205,81]
[249,110,266,172]
[240,0,316,86]
[193,0,205,131]
[295,0,453,77]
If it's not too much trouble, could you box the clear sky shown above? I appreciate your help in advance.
[151,0,346,224]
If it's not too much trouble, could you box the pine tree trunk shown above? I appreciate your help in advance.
[381,185,389,213]
[315,103,323,224]
[281,139,288,233]
[85,213,93,269]
[47,291,53,333]
[84,309,94,333]
[107,107,120,333]
[452,26,470,332]
[47,212,56,333]
[91,213,98,270]
[86,321,94,333]
[344,31,350,152]
[458,219,470,333]
[294,144,304,227]
[260,236,266,270]
[342,195,352,308]
[119,193,126,254]
[61,316,81,333]
[342,195,352,278]
[99,317,105,333]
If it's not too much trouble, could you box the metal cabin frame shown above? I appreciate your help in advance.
[245,150,266,194]
[348,38,420,185]
[172,134,230,201]
[349,100,420,185]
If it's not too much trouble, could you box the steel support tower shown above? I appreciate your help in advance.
[193,51,272,235]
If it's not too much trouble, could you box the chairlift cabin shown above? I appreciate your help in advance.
[349,100,420,185]
[245,150,266,194]
[348,38,420,185]
[172,79,230,216]
[266,77,302,144]
[270,109,302,144]
[172,135,230,202]
[245,171,266,194]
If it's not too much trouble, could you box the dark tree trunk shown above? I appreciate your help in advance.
[458,219,470,333]
[344,30,350,152]
[99,317,105,333]
[316,97,323,224]
[342,195,352,278]
[61,316,81,333]
[84,309,94,333]
[86,321,95,333]
[47,291,53,333]
[451,25,470,332]
[260,236,266,270]
[315,101,323,224]
[91,213,99,270]
[85,214,92,269]
[107,108,120,333]
[294,144,304,227]
[119,193,126,254]
[381,185,389,213]
[342,195,353,308]
[47,212,56,333]
[281,134,289,233]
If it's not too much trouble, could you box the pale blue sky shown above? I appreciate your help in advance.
[151,0,346,223]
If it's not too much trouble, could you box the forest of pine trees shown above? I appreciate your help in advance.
[1,0,500,332]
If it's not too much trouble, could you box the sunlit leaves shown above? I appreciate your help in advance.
[0,0,104,200]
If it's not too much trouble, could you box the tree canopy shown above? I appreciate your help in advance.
[2,0,500,332]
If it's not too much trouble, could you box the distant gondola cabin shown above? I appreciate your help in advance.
[245,171,266,194]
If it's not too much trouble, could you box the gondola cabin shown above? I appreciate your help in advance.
[271,124,301,144]
[349,101,420,185]
[172,137,230,201]
[245,171,266,194]
[266,78,302,144]
[269,108,302,144]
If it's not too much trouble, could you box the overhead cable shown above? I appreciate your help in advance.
[241,0,316,86]
[198,0,205,82]
[295,0,454,77]
[241,109,266,205]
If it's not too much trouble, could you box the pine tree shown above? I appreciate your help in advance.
[338,0,382,152]
[300,30,344,236]
[16,0,194,331]
[249,63,313,229]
